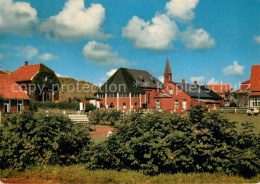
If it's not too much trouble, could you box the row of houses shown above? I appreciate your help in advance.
[94,58,260,112]
[1,58,259,113]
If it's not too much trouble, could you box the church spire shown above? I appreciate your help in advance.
[164,56,172,74]
[164,57,172,87]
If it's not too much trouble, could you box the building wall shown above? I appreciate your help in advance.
[156,83,222,113]
[0,99,29,113]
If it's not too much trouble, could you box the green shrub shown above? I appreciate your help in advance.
[88,109,123,125]
[31,101,79,111]
[88,106,260,178]
[0,111,91,170]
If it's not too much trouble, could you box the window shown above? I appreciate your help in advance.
[182,100,187,110]
[135,102,138,106]
[148,93,151,104]
[119,93,129,98]
[170,88,174,94]
[251,98,260,107]
[4,99,11,113]
[156,100,160,109]
[165,76,168,81]
[132,93,140,98]
[99,94,105,98]
[174,100,179,109]
[108,93,117,98]
[17,100,23,112]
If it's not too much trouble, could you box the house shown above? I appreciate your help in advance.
[207,84,231,106]
[154,58,223,113]
[248,65,260,108]
[95,57,223,112]
[0,73,30,113]
[10,61,60,102]
[95,67,162,111]
[236,65,260,108]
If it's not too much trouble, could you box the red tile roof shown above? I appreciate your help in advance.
[207,84,231,93]
[0,74,30,100]
[250,65,260,92]
[251,92,260,96]
[241,79,250,84]
[10,64,41,82]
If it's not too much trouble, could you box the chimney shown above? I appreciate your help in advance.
[182,79,185,84]
[24,61,28,66]
[194,81,198,85]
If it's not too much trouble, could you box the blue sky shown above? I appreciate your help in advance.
[0,0,259,89]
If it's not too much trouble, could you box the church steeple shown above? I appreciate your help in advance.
[164,56,172,74]
[164,56,172,87]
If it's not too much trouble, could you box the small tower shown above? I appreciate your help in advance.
[164,57,172,87]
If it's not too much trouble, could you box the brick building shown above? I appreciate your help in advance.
[10,62,60,102]
[0,73,30,113]
[154,58,223,113]
[95,57,223,112]
[238,65,260,108]
[95,68,162,111]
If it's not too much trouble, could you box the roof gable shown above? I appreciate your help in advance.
[10,64,41,82]
[98,68,145,93]
[0,74,30,100]
[175,82,222,100]
[250,65,260,92]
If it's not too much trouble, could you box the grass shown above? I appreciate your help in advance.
[220,113,260,133]
[1,165,259,184]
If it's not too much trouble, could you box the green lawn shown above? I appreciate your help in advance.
[220,113,260,133]
[1,165,259,184]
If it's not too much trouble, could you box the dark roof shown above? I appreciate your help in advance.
[164,57,172,74]
[96,68,162,94]
[126,68,162,88]
[175,82,222,100]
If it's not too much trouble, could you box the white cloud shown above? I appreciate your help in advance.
[0,0,38,36]
[39,0,106,41]
[158,76,164,83]
[19,45,39,60]
[106,69,117,77]
[166,0,199,21]
[222,61,245,76]
[190,76,205,84]
[207,78,219,84]
[253,35,260,43]
[181,27,215,50]
[83,41,132,66]
[56,73,70,78]
[122,14,179,50]
[38,53,58,61]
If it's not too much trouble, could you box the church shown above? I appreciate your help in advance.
[95,57,223,112]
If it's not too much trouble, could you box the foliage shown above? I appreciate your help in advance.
[88,106,260,178]
[232,92,250,107]
[229,100,237,107]
[0,111,91,170]
[88,109,123,126]
[85,103,96,112]
[30,101,79,111]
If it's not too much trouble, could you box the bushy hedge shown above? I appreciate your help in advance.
[30,101,79,111]
[0,112,91,170]
[88,109,123,126]
[88,106,260,178]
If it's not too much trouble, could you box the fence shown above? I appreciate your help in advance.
[208,107,248,114]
